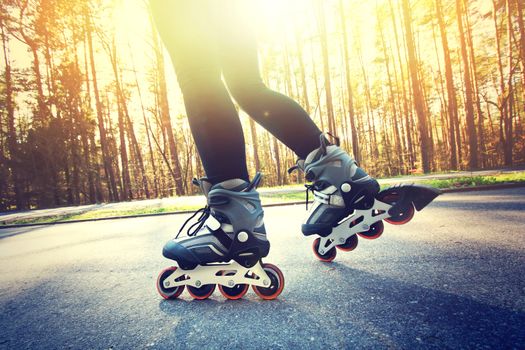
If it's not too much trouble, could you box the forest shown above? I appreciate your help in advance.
[0,0,524,210]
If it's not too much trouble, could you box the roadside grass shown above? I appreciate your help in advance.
[416,172,525,189]
[9,213,79,225]
[64,207,184,221]
[2,171,524,226]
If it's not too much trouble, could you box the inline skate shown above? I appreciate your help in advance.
[290,134,441,262]
[156,173,285,300]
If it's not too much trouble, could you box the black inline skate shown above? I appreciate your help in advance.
[290,134,441,262]
[156,173,285,300]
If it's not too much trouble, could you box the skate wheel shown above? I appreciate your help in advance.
[218,271,249,300]
[385,205,414,225]
[187,284,215,300]
[252,263,285,300]
[379,192,416,225]
[336,234,359,251]
[357,221,384,240]
[312,237,336,262]
[156,266,185,300]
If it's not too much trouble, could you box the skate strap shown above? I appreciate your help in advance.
[204,215,221,231]
[304,184,345,209]
[314,189,345,206]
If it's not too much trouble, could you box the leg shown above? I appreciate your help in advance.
[150,0,249,184]
[210,2,322,159]
[153,1,285,301]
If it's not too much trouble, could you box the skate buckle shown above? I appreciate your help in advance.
[341,183,352,193]
[237,231,249,242]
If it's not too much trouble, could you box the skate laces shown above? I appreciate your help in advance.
[175,206,212,238]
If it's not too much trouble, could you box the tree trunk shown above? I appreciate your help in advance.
[294,24,310,114]
[354,28,378,161]
[85,11,119,201]
[339,0,360,163]
[150,16,184,195]
[116,97,132,201]
[316,0,335,136]
[505,0,514,165]
[80,28,100,202]
[463,0,485,167]
[515,0,525,108]
[492,0,507,165]
[377,5,403,171]
[456,0,478,169]
[123,103,149,198]
[1,20,25,209]
[402,0,431,173]
[249,119,261,172]
[272,137,282,186]
[310,45,324,131]
[130,51,159,198]
[389,0,414,169]
[435,0,459,169]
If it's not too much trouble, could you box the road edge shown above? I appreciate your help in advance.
[1,182,524,230]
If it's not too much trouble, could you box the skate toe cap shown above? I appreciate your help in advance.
[301,223,333,237]
[162,240,198,268]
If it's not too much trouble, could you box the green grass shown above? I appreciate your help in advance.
[64,206,184,221]
[261,191,305,202]
[9,214,78,225]
[417,172,525,189]
[2,171,524,226]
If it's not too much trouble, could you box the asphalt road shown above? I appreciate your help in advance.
[0,188,524,349]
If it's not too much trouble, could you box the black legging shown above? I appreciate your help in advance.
[150,0,322,184]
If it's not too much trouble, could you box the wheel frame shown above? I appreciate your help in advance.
[252,263,285,300]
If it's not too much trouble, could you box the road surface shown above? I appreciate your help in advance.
[0,188,524,349]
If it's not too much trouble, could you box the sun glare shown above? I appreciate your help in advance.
[113,0,149,40]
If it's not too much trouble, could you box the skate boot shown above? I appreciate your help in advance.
[290,134,441,262]
[156,173,284,300]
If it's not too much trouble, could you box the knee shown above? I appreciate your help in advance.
[176,69,220,96]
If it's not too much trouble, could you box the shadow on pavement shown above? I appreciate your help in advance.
[1,262,523,349]
[0,225,49,239]
[154,262,524,349]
